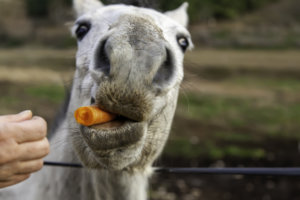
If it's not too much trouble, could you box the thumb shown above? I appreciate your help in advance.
[0,110,33,124]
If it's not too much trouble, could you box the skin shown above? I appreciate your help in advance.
[0,111,50,189]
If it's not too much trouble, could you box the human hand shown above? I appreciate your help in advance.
[0,111,50,188]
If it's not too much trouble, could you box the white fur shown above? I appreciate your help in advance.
[74,0,104,16]
[164,2,189,27]
[0,1,193,199]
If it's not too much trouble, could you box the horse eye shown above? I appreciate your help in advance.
[76,24,90,40]
[178,37,189,52]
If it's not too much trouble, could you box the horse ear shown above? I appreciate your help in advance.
[73,0,104,16]
[164,2,189,28]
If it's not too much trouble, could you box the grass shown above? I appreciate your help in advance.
[214,132,253,142]
[213,29,231,39]
[204,28,300,50]
[170,87,300,159]
[177,94,300,139]
[0,96,19,105]
[25,85,66,103]
[0,33,24,48]
[163,138,266,159]
[0,49,76,71]
[230,77,300,91]
[206,142,265,159]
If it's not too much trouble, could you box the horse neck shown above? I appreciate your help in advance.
[82,170,148,200]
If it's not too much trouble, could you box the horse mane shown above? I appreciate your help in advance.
[108,0,157,9]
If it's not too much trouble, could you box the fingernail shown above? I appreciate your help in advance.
[18,110,32,115]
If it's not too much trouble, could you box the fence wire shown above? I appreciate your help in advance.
[44,161,300,176]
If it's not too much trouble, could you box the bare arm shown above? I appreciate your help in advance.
[0,111,50,189]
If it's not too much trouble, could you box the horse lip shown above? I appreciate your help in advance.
[90,97,143,130]
[90,98,139,123]
[99,105,146,122]
[79,120,145,151]
[90,115,127,131]
[91,100,144,123]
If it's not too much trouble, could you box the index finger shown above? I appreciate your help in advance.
[0,111,32,124]
[5,116,47,143]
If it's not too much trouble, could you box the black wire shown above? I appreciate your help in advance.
[155,168,300,176]
[44,161,300,176]
[44,161,83,168]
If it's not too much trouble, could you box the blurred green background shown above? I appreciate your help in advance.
[0,0,300,200]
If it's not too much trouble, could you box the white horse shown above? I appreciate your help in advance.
[0,0,193,199]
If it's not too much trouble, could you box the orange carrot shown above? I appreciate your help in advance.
[74,105,118,126]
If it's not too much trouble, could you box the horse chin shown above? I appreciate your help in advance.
[78,118,147,170]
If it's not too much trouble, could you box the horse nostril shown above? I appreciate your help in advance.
[152,48,174,87]
[95,39,111,76]
[90,97,96,105]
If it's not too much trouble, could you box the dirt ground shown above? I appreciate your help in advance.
[0,48,299,200]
